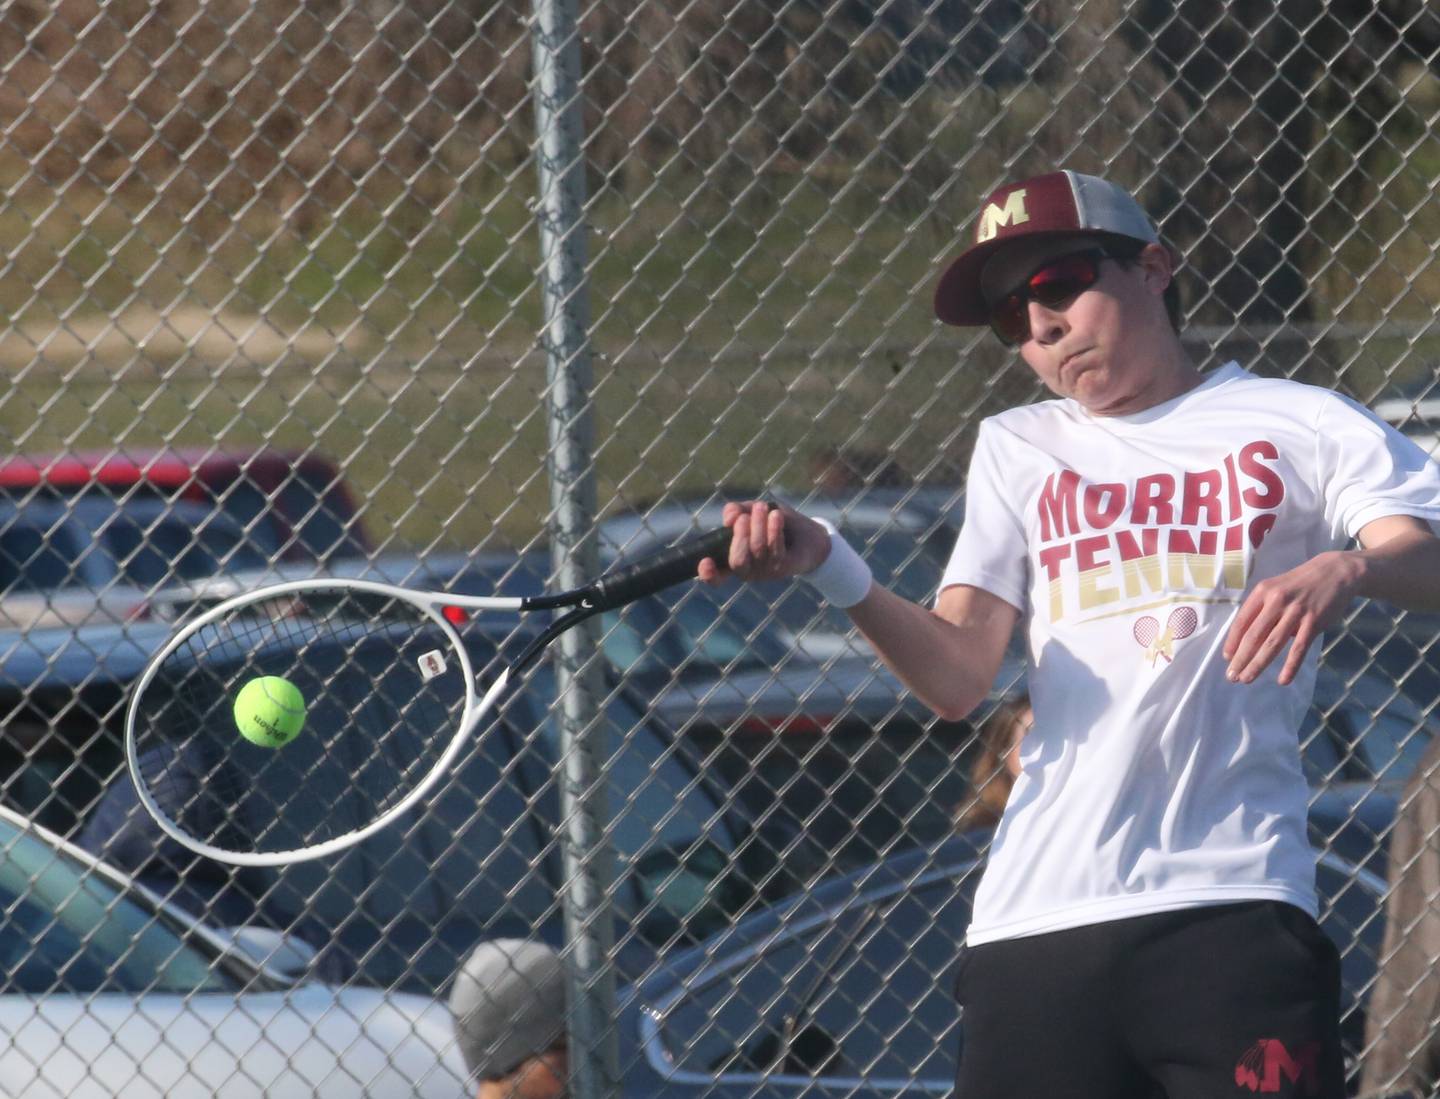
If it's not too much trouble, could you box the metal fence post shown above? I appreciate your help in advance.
[530,2,619,1099]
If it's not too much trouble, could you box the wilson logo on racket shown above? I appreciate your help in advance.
[1132,606,1198,666]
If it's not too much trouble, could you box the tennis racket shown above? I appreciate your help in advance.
[123,527,733,867]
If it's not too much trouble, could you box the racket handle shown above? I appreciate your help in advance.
[589,526,734,610]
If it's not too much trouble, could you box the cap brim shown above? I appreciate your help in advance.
[933,237,1010,327]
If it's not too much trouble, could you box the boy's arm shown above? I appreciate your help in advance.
[1225,514,1440,686]
[848,581,1020,722]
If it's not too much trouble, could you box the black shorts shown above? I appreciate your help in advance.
[953,901,1345,1099]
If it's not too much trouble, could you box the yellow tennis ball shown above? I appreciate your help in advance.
[234,676,306,748]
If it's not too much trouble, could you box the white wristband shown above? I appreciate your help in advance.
[802,519,873,608]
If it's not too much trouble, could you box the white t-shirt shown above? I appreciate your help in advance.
[943,362,1440,945]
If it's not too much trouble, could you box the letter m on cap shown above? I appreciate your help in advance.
[977,188,1029,242]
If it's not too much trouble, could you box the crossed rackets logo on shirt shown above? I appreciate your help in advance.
[1132,606,1198,665]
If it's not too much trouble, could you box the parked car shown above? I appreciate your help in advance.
[0,496,272,630]
[0,447,371,565]
[70,610,780,995]
[617,832,1387,1095]
[0,803,464,1098]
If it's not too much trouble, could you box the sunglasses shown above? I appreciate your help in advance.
[988,249,1115,346]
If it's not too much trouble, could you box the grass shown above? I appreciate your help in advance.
[0,83,1437,553]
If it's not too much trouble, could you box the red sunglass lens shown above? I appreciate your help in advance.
[1028,254,1101,307]
[988,252,1104,345]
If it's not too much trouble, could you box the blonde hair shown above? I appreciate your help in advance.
[954,695,1031,834]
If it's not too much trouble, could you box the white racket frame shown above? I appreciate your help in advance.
[124,577,531,867]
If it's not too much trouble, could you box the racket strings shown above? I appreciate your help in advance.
[129,590,470,857]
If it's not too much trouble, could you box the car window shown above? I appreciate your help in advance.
[199,476,363,563]
[0,825,231,994]
[1333,694,1432,785]
[682,722,974,874]
[605,689,735,856]
[601,585,790,683]
[0,519,79,591]
[862,525,951,605]
[203,481,284,554]
[1324,618,1440,728]
[1307,666,1436,786]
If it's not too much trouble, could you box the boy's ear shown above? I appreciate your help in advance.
[1138,242,1174,293]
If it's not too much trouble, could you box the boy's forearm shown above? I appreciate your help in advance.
[846,583,1017,722]
[1352,524,1440,613]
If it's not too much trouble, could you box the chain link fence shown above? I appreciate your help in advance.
[0,0,1437,1094]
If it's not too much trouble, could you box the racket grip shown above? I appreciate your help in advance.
[589,526,734,610]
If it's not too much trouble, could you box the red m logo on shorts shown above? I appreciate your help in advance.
[1234,1039,1321,1094]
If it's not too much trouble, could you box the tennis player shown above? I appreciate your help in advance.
[703,169,1440,1098]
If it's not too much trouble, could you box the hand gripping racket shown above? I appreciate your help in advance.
[123,528,733,866]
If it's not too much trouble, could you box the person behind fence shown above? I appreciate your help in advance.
[953,693,1031,835]
[699,168,1440,1099]
[77,746,269,930]
[450,938,568,1099]
[1358,734,1440,1099]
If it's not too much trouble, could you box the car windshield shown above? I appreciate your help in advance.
[105,513,270,586]
[659,869,972,1081]
[0,822,232,994]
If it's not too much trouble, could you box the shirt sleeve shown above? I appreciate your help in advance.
[1316,392,1440,541]
[939,418,1030,613]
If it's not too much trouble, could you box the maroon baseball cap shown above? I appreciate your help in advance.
[934,171,1161,327]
